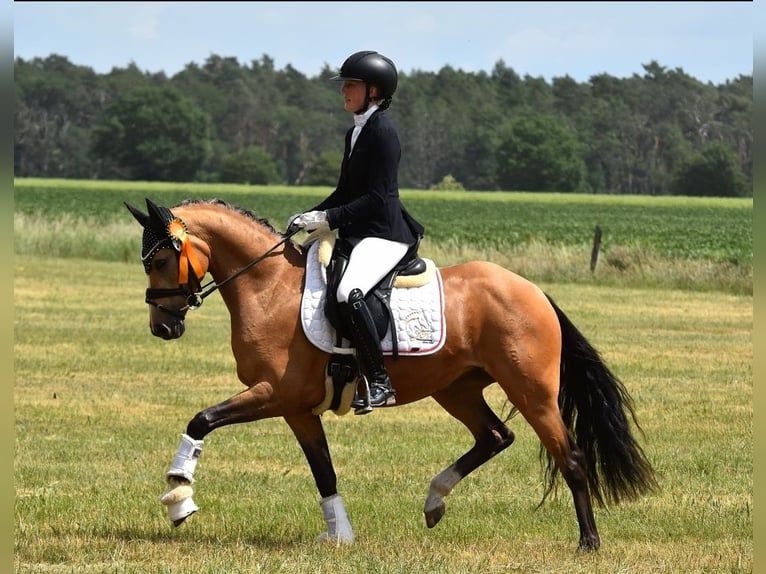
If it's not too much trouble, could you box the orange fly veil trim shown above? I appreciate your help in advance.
[167,219,188,244]
[166,218,205,284]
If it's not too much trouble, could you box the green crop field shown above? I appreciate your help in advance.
[13,178,753,295]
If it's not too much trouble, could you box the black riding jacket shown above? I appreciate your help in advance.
[311,109,424,245]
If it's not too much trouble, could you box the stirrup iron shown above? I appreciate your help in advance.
[352,377,373,415]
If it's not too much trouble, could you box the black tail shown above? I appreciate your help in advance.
[542,294,659,507]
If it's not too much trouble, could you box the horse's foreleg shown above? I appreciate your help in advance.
[284,412,354,545]
[160,383,275,526]
[160,433,204,525]
[425,383,515,528]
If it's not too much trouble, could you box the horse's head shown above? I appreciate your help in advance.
[125,198,209,340]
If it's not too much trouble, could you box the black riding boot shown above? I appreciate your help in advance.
[346,289,396,409]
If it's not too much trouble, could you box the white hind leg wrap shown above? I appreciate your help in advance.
[317,494,355,545]
[166,433,204,483]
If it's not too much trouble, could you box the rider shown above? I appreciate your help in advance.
[289,50,425,410]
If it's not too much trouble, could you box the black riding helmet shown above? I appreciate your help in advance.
[331,50,398,110]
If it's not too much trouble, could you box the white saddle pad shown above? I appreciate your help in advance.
[300,240,446,356]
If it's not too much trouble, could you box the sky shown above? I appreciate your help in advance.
[12,2,755,85]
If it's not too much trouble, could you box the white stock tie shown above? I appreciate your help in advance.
[350,116,365,155]
[349,106,378,156]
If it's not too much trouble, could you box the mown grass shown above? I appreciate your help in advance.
[14,255,752,573]
[13,178,753,295]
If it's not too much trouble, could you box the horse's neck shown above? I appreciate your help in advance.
[185,206,305,307]
[187,211,272,271]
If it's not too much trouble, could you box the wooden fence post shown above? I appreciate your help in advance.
[590,224,602,273]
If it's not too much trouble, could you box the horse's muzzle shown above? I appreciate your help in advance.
[150,319,185,340]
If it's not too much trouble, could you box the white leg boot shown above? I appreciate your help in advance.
[159,433,203,525]
[316,493,355,545]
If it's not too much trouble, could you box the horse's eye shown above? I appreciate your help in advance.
[154,258,168,271]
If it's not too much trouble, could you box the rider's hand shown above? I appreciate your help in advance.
[293,210,330,232]
[286,212,302,232]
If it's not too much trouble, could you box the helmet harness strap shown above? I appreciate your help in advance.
[355,83,374,114]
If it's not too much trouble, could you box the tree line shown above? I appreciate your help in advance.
[14,53,752,196]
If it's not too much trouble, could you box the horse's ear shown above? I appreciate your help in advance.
[145,198,163,221]
[124,202,149,227]
[145,198,173,228]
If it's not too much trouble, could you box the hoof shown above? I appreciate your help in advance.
[424,501,446,528]
[172,510,197,528]
[577,536,600,553]
[165,496,199,526]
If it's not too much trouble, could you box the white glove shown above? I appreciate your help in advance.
[286,212,302,230]
[295,210,330,232]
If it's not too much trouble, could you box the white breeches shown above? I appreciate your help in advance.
[336,237,409,303]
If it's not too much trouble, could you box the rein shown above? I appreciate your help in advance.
[146,227,301,317]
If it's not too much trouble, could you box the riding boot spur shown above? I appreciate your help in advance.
[346,288,396,409]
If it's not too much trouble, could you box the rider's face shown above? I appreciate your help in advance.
[342,80,367,113]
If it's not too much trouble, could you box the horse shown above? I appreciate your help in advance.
[125,197,658,553]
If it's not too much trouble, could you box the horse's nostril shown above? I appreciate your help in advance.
[151,323,173,339]
[151,321,185,340]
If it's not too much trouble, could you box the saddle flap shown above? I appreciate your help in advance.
[300,240,446,357]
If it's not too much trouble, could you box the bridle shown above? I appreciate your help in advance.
[145,226,301,319]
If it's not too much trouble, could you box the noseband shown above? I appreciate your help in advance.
[144,227,300,318]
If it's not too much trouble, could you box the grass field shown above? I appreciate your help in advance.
[14,179,753,571]
[14,254,752,573]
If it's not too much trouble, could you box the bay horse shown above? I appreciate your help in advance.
[125,197,657,553]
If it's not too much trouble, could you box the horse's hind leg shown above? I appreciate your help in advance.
[525,406,600,552]
[425,376,515,528]
[491,372,600,550]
